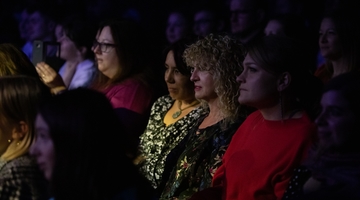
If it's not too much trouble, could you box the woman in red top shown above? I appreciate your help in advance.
[190,35,323,200]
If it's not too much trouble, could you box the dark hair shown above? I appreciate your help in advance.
[91,19,154,89]
[246,34,323,120]
[162,35,200,76]
[38,88,154,199]
[60,15,97,59]
[23,1,58,23]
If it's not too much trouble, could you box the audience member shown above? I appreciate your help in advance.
[264,13,318,72]
[282,71,360,200]
[190,35,322,200]
[165,8,192,45]
[35,15,98,94]
[0,75,51,199]
[91,19,157,159]
[160,34,249,199]
[19,2,59,62]
[29,88,157,200]
[192,2,227,37]
[315,10,360,84]
[138,36,204,193]
[229,0,268,45]
[264,13,308,39]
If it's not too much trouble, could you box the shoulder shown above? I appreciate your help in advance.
[242,110,262,124]
[0,155,45,187]
[1,155,37,170]
[155,95,173,104]
[77,59,96,69]
[0,155,39,177]
[314,64,331,84]
[293,112,317,132]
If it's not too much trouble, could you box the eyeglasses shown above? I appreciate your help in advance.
[92,40,118,53]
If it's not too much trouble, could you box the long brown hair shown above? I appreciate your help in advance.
[0,75,51,160]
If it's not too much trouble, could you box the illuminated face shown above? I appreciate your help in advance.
[319,18,342,60]
[29,114,55,181]
[166,12,188,44]
[190,66,217,102]
[316,90,357,151]
[236,53,278,109]
[164,50,194,101]
[92,26,120,78]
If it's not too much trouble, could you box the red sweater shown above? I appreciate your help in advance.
[191,110,317,200]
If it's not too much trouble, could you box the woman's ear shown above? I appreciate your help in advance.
[277,72,291,92]
[11,121,29,140]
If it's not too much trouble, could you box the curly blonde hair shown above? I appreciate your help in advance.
[183,34,246,124]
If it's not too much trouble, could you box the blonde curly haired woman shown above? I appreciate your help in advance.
[159,33,251,200]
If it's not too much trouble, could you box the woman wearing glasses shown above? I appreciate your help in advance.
[91,19,158,159]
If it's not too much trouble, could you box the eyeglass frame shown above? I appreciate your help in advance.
[92,40,118,53]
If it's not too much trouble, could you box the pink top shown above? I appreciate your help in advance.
[102,78,153,114]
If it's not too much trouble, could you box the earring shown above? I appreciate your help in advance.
[7,139,12,143]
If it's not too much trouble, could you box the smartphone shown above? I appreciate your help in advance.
[32,40,64,72]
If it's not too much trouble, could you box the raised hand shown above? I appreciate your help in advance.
[36,62,66,89]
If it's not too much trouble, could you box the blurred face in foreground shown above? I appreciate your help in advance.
[30,114,55,181]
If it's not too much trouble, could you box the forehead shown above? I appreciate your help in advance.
[195,11,214,19]
[320,18,336,28]
[28,11,45,20]
[321,90,348,106]
[243,53,256,64]
[168,13,186,23]
[267,20,282,28]
[165,50,175,62]
[96,26,114,42]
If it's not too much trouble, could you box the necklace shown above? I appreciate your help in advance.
[172,100,199,119]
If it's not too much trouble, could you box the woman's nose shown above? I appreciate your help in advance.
[236,72,245,83]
